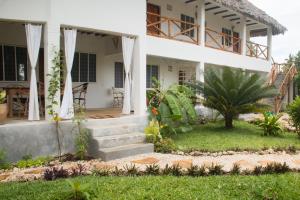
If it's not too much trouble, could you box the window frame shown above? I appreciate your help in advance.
[146,64,159,89]
[0,44,29,83]
[114,62,125,89]
[222,28,232,47]
[181,14,195,38]
[71,51,97,83]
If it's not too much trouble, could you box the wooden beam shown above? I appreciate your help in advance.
[247,23,258,26]
[223,14,236,18]
[230,18,240,21]
[214,10,228,15]
[205,6,220,11]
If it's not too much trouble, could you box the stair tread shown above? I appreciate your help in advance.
[93,132,145,140]
[99,143,154,153]
[87,123,139,130]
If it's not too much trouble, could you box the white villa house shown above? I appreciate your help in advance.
[0,0,287,161]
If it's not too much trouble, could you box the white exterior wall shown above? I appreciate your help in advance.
[0,0,274,113]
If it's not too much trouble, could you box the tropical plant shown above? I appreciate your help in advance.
[189,67,277,128]
[73,105,89,160]
[145,119,162,143]
[0,149,11,170]
[147,79,197,134]
[0,90,6,104]
[287,97,300,137]
[47,49,64,159]
[259,112,283,136]
[16,156,53,168]
[67,180,91,200]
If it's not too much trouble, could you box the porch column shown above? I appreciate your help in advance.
[197,0,205,47]
[241,17,247,56]
[132,36,147,116]
[196,62,205,83]
[267,26,273,61]
[44,21,60,120]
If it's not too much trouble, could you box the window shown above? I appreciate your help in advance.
[181,14,195,38]
[222,28,232,46]
[114,62,125,88]
[71,52,96,82]
[0,45,28,82]
[147,65,159,88]
[178,67,193,85]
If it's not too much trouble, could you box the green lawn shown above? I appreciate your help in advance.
[1,174,300,199]
[171,121,300,152]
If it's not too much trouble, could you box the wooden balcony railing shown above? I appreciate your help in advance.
[246,41,268,60]
[146,12,199,45]
[205,28,242,54]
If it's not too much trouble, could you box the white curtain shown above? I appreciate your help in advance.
[25,24,42,121]
[59,29,77,119]
[122,36,135,114]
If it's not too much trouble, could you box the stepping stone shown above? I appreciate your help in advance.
[234,160,255,170]
[131,157,159,165]
[293,160,300,165]
[93,163,115,170]
[172,159,193,168]
[257,160,275,167]
[0,174,10,181]
[24,169,44,175]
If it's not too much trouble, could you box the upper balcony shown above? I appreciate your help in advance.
[146,1,274,62]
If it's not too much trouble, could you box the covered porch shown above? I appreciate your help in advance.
[0,21,146,123]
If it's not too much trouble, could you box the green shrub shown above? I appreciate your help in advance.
[287,97,300,137]
[0,150,12,170]
[259,112,283,136]
[145,119,162,144]
[16,156,53,168]
[67,180,92,200]
[154,138,177,153]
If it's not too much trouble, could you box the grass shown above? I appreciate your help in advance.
[171,121,300,152]
[1,174,300,199]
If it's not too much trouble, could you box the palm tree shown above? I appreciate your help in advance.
[190,67,278,128]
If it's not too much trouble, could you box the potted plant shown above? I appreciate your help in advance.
[0,90,7,124]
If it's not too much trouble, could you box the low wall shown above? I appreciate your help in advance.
[0,120,78,162]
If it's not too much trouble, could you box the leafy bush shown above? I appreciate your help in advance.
[259,112,283,136]
[230,164,241,175]
[44,167,69,181]
[189,67,277,128]
[287,97,300,137]
[123,164,140,176]
[147,79,197,135]
[145,119,162,144]
[0,150,12,170]
[16,156,53,168]
[154,138,177,153]
[144,164,160,176]
[67,180,91,200]
[207,164,224,175]
[187,165,207,177]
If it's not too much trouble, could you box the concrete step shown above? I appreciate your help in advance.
[90,132,146,149]
[88,123,143,137]
[97,143,154,161]
[86,115,147,127]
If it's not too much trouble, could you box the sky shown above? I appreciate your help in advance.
[249,0,300,63]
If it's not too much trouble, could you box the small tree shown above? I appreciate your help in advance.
[72,105,89,160]
[190,67,278,128]
[47,49,63,159]
[287,97,300,137]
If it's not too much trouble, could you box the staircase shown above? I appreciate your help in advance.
[86,116,154,161]
[267,61,297,113]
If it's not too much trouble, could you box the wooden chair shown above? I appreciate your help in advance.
[73,83,89,109]
[112,87,124,108]
[12,88,29,118]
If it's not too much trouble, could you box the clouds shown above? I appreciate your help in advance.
[249,0,300,62]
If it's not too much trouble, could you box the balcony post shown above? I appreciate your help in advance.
[267,26,273,61]
[241,17,247,56]
[44,21,61,121]
[197,0,205,47]
[196,62,205,83]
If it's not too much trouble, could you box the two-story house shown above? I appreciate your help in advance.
[0,0,287,161]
